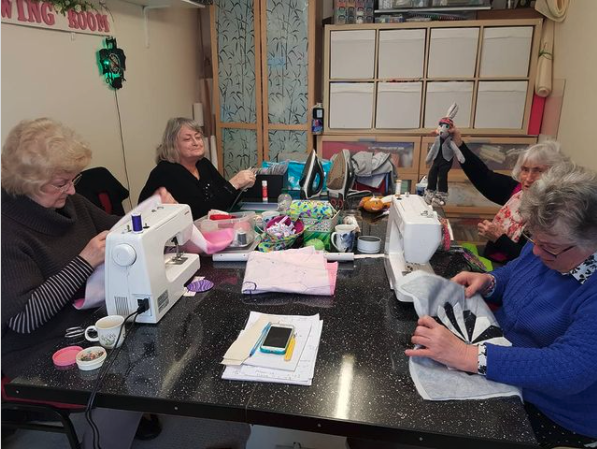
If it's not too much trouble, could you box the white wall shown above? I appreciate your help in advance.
[1,1,200,204]
[553,0,597,171]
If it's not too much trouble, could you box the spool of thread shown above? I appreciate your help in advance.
[235,230,248,246]
[262,180,268,203]
[131,213,143,233]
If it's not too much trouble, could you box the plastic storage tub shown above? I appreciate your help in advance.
[195,212,256,248]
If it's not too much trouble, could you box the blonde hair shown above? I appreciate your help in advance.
[511,140,569,181]
[155,117,203,164]
[1,118,92,196]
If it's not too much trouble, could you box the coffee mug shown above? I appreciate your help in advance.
[85,315,126,349]
[331,224,356,253]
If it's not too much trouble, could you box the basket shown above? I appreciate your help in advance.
[288,200,338,232]
[258,216,304,252]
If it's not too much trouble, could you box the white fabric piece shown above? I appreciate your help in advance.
[535,20,554,97]
[396,271,521,401]
[535,0,569,22]
[242,247,337,296]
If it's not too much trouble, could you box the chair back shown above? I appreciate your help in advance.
[76,167,129,216]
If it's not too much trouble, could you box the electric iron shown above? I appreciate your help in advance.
[299,149,325,200]
[327,149,370,210]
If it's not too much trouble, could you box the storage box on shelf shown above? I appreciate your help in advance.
[323,18,542,136]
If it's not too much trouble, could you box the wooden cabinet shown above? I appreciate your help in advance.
[323,19,542,136]
[211,0,322,178]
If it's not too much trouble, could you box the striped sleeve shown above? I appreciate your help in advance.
[7,256,94,334]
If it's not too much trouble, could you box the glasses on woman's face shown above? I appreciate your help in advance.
[48,173,82,193]
[523,231,576,260]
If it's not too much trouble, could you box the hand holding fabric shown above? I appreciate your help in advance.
[154,187,177,204]
[451,272,493,298]
[229,169,256,190]
[79,231,109,268]
[405,315,478,373]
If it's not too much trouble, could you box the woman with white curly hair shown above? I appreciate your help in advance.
[449,126,569,263]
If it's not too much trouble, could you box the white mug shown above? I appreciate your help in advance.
[85,315,126,349]
[331,224,357,253]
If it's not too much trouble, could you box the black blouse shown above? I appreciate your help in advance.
[138,159,238,220]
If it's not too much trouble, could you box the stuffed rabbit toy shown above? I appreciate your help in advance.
[424,103,465,206]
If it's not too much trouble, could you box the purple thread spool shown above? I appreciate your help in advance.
[131,213,143,233]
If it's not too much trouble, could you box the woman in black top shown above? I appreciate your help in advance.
[449,127,568,262]
[139,118,256,219]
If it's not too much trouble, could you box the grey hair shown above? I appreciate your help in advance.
[511,140,569,181]
[520,162,597,248]
[155,117,203,164]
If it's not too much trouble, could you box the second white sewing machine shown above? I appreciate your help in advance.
[105,204,200,324]
[384,194,441,302]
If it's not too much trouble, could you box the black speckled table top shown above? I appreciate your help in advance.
[7,254,538,448]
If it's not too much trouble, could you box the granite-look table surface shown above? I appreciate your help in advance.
[6,254,538,448]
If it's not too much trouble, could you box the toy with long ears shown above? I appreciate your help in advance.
[424,103,466,206]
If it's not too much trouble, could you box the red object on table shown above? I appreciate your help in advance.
[209,214,236,220]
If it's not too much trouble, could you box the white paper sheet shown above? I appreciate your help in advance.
[222,312,323,386]
[242,316,313,372]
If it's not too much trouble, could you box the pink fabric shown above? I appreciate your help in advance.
[326,262,338,294]
[184,227,235,255]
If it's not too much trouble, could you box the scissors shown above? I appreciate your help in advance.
[65,326,87,342]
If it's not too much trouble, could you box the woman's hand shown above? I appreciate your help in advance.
[451,272,494,298]
[229,169,256,190]
[79,231,110,268]
[448,126,463,146]
[405,316,478,373]
[154,187,177,204]
[478,220,502,242]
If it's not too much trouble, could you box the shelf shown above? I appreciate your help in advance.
[375,6,491,13]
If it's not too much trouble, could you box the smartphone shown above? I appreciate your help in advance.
[260,325,294,354]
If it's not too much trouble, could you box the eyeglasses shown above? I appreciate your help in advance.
[48,173,82,193]
[522,231,576,260]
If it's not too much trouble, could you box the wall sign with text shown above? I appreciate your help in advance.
[1,0,113,36]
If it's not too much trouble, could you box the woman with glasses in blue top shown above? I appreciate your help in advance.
[407,162,597,448]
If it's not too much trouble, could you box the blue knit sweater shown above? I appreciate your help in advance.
[486,244,597,438]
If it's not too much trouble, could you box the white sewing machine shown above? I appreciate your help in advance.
[384,194,441,301]
[105,204,200,324]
